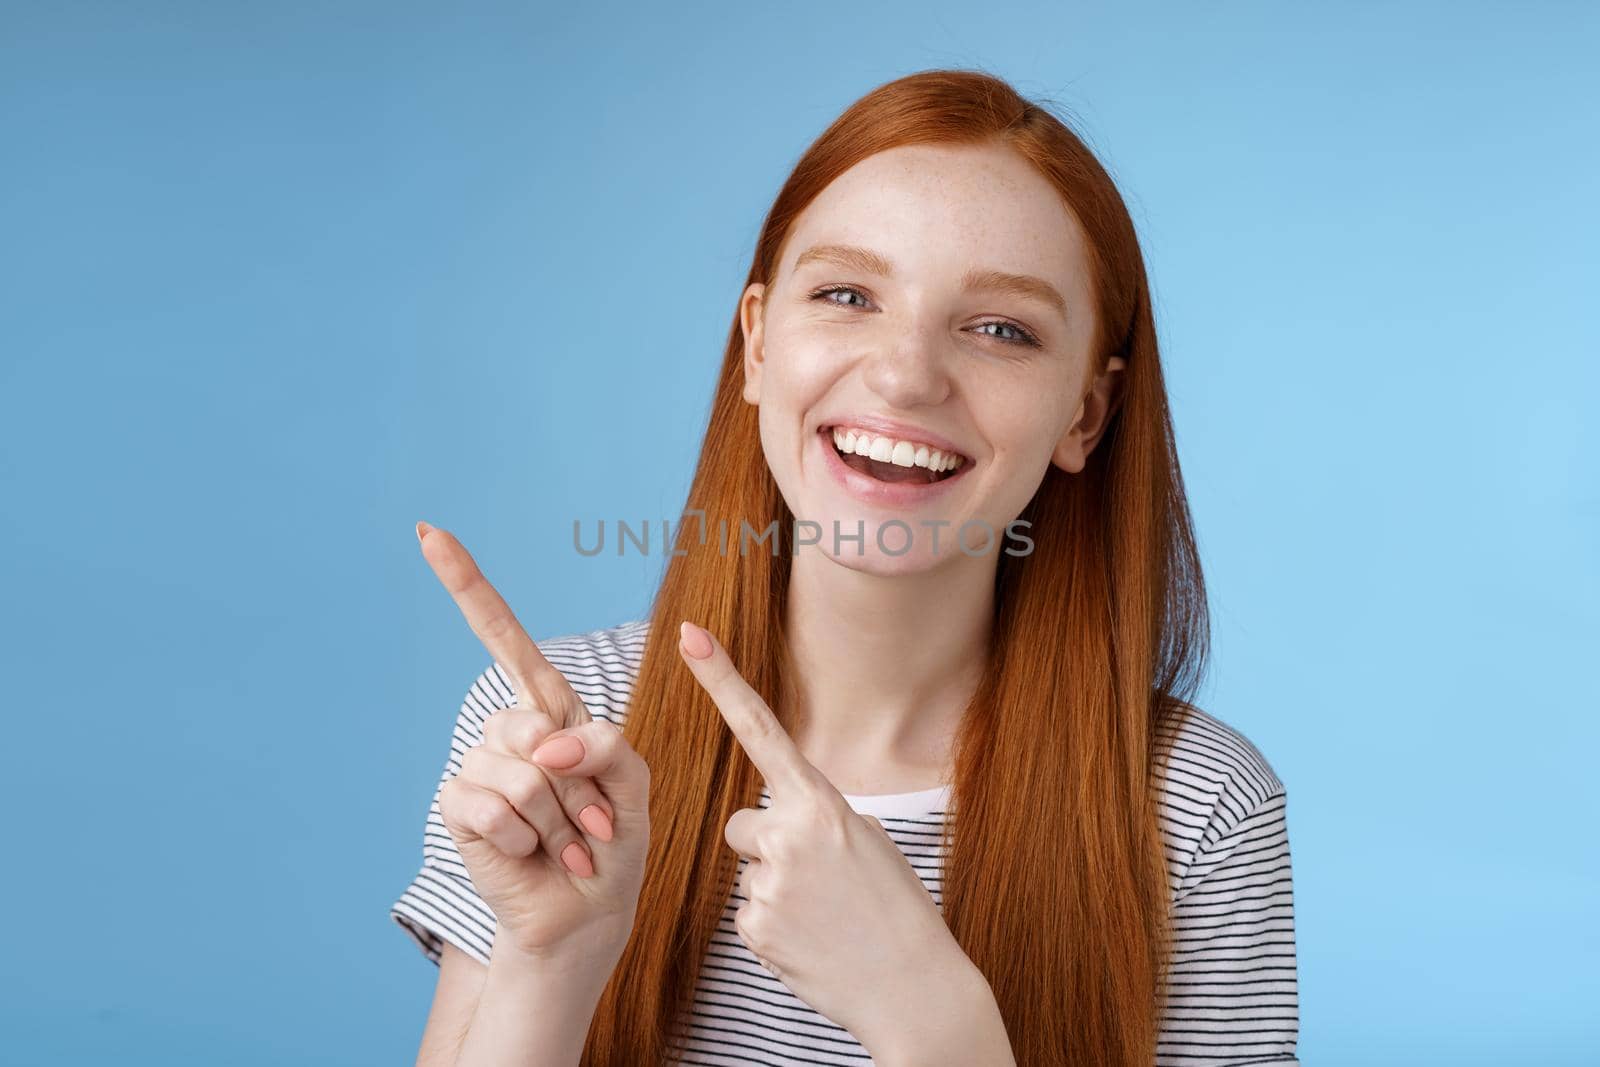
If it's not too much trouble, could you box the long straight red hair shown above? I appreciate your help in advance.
[580,68,1206,1065]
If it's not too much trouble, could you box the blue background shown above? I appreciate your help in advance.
[2,2,1595,1063]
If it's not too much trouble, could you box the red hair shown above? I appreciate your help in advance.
[581,67,1205,1065]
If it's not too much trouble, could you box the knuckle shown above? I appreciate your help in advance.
[475,611,520,646]
[790,789,829,821]
[526,677,578,720]
[495,827,534,857]
[459,745,488,776]
[476,795,519,836]
[748,709,782,746]
[489,711,545,753]
[481,709,516,746]
[808,794,851,831]
[755,827,788,862]
[737,903,768,946]
[524,713,556,748]
[509,711,558,754]
[821,811,854,843]
[438,779,464,820]
[559,691,590,724]
[503,768,548,812]
[491,717,529,753]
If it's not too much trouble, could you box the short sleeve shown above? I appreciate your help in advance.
[1157,781,1300,1065]
[389,661,515,966]
[388,620,649,967]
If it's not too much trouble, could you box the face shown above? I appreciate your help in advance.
[739,141,1124,575]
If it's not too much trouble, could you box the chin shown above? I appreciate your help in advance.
[817,540,954,577]
[788,500,975,576]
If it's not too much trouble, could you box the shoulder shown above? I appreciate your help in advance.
[1153,701,1290,893]
[531,618,652,721]
[452,619,651,740]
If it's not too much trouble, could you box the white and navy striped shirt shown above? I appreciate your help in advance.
[391,619,1300,1065]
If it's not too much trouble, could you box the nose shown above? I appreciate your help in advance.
[860,324,952,409]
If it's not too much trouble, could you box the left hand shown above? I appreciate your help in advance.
[676,620,985,1052]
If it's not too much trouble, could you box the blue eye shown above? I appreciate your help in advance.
[973,320,1040,347]
[806,285,1042,348]
[811,285,871,309]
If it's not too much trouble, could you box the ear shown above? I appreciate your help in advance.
[1051,356,1127,473]
[738,282,767,406]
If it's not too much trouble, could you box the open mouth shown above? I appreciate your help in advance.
[821,425,970,486]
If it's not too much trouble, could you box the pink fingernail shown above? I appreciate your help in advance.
[532,735,585,769]
[561,841,595,878]
[415,520,432,544]
[679,621,713,660]
[578,804,613,842]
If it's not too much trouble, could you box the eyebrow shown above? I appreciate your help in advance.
[792,243,1070,320]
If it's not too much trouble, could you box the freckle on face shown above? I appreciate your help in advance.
[748,143,1098,562]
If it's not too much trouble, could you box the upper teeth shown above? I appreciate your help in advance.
[830,427,965,472]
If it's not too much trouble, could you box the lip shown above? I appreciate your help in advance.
[816,425,973,510]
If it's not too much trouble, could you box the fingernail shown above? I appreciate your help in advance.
[578,804,613,842]
[531,734,585,769]
[561,841,595,878]
[415,520,432,543]
[679,620,714,660]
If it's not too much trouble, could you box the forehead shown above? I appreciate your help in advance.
[778,142,1092,292]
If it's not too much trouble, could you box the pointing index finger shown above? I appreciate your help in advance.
[678,620,816,798]
[417,522,587,725]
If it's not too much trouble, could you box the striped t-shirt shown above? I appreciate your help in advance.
[391,619,1300,1065]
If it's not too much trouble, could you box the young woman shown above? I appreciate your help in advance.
[392,69,1299,1066]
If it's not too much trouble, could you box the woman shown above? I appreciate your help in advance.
[392,69,1300,1066]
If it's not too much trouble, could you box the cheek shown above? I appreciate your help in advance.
[968,381,1081,510]
[973,380,1073,465]
[1011,411,1071,463]
[757,333,855,424]
[765,315,857,377]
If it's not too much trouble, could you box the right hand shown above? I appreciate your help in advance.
[417,521,651,968]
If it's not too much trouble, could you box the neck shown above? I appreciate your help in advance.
[780,544,994,789]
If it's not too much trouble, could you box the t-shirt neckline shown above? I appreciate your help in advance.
[755,780,952,820]
[841,781,951,819]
